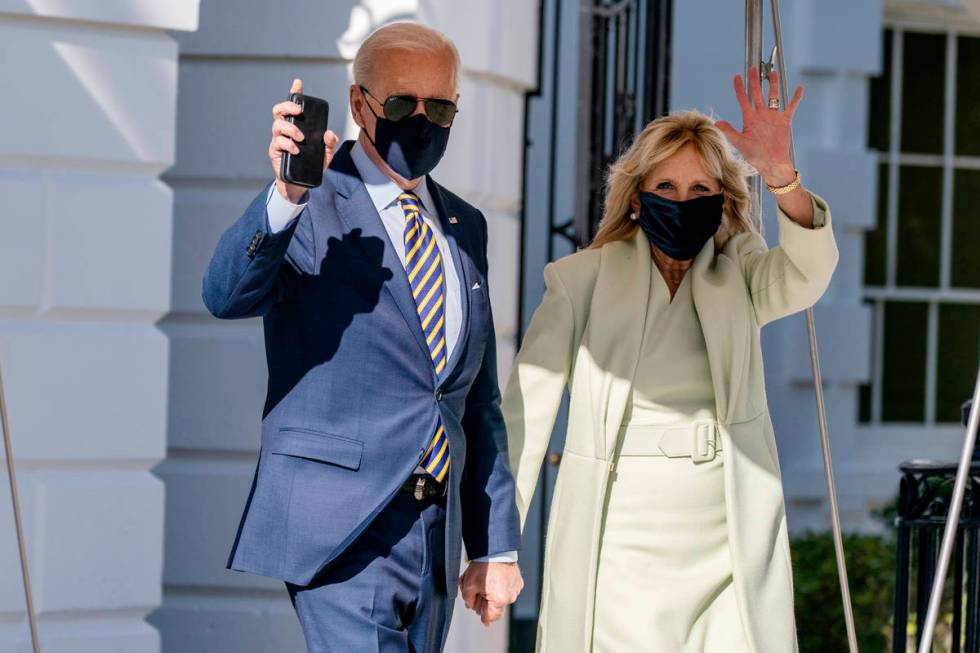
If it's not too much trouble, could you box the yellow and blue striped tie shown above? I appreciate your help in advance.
[400,192,450,483]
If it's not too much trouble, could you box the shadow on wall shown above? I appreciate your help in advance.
[15,19,177,172]
[49,39,172,164]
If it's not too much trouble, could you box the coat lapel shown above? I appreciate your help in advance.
[582,227,754,456]
[584,229,652,459]
[328,144,432,363]
[690,238,752,424]
[425,177,472,380]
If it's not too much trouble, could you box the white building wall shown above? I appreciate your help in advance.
[0,2,199,652]
[847,0,980,524]
[150,2,537,652]
[670,0,885,531]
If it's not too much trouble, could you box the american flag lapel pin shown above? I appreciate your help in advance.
[449,215,458,224]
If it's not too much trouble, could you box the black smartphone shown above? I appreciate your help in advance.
[280,92,329,188]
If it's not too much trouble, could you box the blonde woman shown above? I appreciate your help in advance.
[503,70,838,652]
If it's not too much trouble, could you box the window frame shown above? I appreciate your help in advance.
[862,21,980,429]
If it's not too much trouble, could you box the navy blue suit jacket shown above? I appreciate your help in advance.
[203,142,521,591]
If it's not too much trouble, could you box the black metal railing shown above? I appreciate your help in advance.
[893,403,980,652]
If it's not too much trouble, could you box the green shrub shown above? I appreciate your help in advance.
[791,531,896,653]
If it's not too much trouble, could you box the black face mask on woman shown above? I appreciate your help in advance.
[365,109,451,180]
[636,191,724,260]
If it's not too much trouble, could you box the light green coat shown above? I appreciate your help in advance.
[503,196,839,652]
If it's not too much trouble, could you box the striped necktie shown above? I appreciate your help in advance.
[399,192,450,483]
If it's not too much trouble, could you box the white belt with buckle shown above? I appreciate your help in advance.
[616,422,721,463]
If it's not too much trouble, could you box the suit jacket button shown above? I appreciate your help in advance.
[436,390,444,401]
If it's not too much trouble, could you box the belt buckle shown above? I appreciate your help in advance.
[414,477,426,501]
[692,423,717,463]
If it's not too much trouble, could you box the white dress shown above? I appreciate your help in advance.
[591,264,751,652]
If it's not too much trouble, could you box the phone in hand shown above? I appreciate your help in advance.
[280,92,330,188]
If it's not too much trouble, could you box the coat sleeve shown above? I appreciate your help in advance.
[736,192,839,327]
[201,184,309,319]
[502,262,575,532]
[459,215,522,559]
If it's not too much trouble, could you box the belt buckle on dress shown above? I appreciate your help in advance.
[692,423,717,463]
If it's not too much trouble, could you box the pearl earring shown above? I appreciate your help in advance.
[630,212,637,221]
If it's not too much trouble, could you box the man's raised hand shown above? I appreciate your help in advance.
[269,78,339,203]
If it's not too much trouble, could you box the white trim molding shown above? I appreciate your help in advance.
[886,0,980,32]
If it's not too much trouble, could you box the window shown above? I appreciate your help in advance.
[859,28,980,426]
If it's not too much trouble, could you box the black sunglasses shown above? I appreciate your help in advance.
[360,86,458,128]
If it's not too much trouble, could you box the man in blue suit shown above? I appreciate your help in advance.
[202,22,523,653]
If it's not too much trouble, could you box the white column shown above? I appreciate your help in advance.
[762,0,882,531]
[0,2,198,652]
[671,0,881,530]
[152,2,537,652]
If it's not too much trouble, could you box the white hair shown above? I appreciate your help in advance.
[352,22,461,91]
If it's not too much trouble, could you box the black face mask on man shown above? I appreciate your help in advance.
[635,191,725,260]
[364,107,451,180]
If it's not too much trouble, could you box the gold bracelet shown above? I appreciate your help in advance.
[766,169,801,195]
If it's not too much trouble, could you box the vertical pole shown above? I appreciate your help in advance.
[1,362,42,653]
[573,0,595,245]
[754,0,860,649]
[952,530,964,653]
[966,528,980,652]
[744,0,762,221]
[771,0,861,648]
[915,526,938,649]
[895,520,911,653]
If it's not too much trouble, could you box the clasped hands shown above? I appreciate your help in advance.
[459,561,524,626]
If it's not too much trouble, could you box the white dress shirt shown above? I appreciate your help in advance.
[265,144,517,564]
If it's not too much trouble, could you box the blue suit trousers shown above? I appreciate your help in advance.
[285,492,449,653]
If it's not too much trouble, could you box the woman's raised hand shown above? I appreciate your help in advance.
[716,67,802,188]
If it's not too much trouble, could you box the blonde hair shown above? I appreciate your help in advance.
[353,22,461,92]
[590,110,758,250]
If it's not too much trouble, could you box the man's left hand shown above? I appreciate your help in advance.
[459,561,524,626]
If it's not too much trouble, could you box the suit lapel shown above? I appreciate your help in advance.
[426,177,472,380]
[328,144,432,364]
[584,229,652,459]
